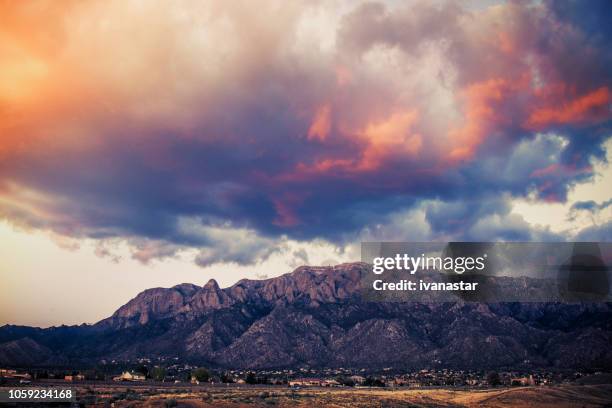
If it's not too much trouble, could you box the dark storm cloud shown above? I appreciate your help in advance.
[0,0,610,265]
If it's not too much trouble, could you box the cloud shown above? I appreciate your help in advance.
[289,248,310,268]
[574,221,612,241]
[192,224,286,267]
[466,212,562,242]
[356,193,564,244]
[0,0,610,265]
[568,198,612,233]
[570,199,612,214]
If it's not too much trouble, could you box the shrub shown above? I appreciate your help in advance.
[487,371,501,387]
[245,371,257,384]
[191,367,210,382]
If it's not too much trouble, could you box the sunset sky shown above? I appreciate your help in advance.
[1,0,611,327]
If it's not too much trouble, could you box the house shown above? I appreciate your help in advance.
[466,378,479,386]
[0,369,17,377]
[349,375,366,384]
[64,374,85,382]
[0,370,31,381]
[511,375,535,386]
[393,378,409,386]
[288,378,340,387]
[408,379,422,387]
[322,379,341,387]
[3,372,31,380]
[289,378,324,387]
[112,371,146,382]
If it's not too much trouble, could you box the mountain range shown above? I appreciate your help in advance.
[1,263,611,370]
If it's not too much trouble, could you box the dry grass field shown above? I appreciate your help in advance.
[41,384,611,407]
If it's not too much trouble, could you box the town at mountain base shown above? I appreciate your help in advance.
[1,263,611,370]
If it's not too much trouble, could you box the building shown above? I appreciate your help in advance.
[349,375,366,384]
[0,370,31,380]
[393,378,409,386]
[322,379,341,387]
[289,378,324,387]
[112,371,146,382]
[0,369,17,377]
[289,378,341,387]
[510,375,535,386]
[64,374,85,382]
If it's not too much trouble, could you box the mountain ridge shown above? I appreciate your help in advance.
[1,262,611,370]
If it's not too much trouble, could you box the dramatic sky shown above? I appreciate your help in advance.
[1,0,611,326]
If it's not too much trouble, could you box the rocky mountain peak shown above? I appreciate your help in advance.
[203,279,220,291]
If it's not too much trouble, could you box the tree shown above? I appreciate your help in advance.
[134,365,149,377]
[245,371,257,384]
[336,376,355,387]
[487,371,501,387]
[150,367,166,381]
[221,373,234,383]
[192,367,210,382]
[363,377,385,387]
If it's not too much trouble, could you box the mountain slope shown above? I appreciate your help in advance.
[0,337,52,366]
[1,263,611,369]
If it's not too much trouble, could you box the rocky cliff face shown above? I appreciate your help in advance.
[97,264,363,330]
[1,263,611,370]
